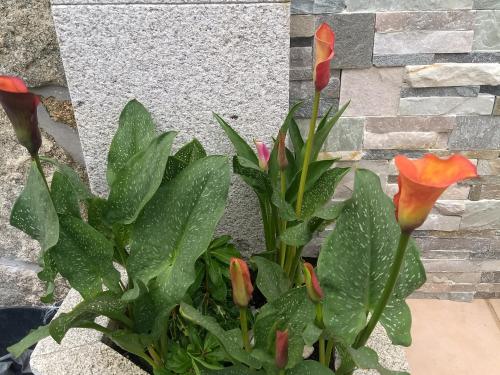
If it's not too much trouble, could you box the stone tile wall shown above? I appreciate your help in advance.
[291,0,500,300]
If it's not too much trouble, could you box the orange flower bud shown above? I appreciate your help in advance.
[275,329,289,370]
[313,23,335,92]
[394,154,477,233]
[277,131,288,171]
[0,76,41,156]
[303,262,323,303]
[229,258,253,308]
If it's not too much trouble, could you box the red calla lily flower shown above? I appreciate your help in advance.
[313,23,335,92]
[394,154,478,233]
[0,76,41,156]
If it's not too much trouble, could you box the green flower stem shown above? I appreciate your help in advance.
[258,195,273,253]
[33,154,49,190]
[240,307,251,352]
[147,344,163,368]
[295,90,321,218]
[279,171,288,268]
[315,302,326,366]
[354,232,411,348]
[325,339,335,368]
[284,246,296,276]
[278,370,286,375]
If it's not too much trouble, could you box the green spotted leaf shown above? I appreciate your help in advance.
[300,167,350,218]
[317,169,426,346]
[180,303,259,369]
[106,131,176,224]
[50,171,81,218]
[10,162,59,252]
[51,215,121,299]
[127,156,230,309]
[253,288,315,369]
[106,99,157,186]
[252,256,289,302]
[286,160,336,202]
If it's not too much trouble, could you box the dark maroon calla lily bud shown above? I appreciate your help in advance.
[275,329,289,369]
[0,76,41,156]
[277,131,288,171]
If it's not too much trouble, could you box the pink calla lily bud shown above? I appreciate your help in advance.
[277,131,288,171]
[303,262,324,303]
[230,258,254,308]
[275,329,289,370]
[254,140,270,171]
[0,76,41,156]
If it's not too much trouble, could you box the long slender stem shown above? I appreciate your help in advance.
[295,90,321,218]
[354,232,411,348]
[240,307,251,352]
[279,171,288,268]
[315,302,326,366]
[147,345,163,368]
[33,154,49,190]
[325,339,335,368]
[258,196,273,253]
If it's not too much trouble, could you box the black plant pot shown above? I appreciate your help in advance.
[0,306,57,375]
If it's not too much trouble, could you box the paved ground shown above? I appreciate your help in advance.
[406,299,500,375]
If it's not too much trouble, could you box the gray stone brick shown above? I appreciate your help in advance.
[316,13,375,69]
[473,10,500,51]
[480,85,500,96]
[399,95,494,116]
[373,54,434,67]
[366,116,456,133]
[414,235,491,252]
[325,117,365,151]
[313,0,346,13]
[449,116,500,150]
[480,271,500,283]
[290,68,312,81]
[289,74,340,101]
[400,86,480,98]
[362,149,426,160]
[346,0,474,12]
[474,0,500,9]
[479,184,500,199]
[434,52,500,63]
[292,97,339,118]
[375,10,475,32]
[291,0,314,14]
[494,97,500,115]
[364,131,448,150]
[290,46,312,69]
[461,200,500,230]
[291,15,315,37]
[477,159,500,175]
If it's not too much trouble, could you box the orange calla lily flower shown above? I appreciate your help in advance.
[394,154,478,233]
[0,75,41,156]
[229,258,254,308]
[313,23,335,92]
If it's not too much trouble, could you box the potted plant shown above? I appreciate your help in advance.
[1,23,478,375]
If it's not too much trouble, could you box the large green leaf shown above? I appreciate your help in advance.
[280,201,346,247]
[288,118,304,161]
[10,162,59,252]
[40,156,93,201]
[180,303,259,369]
[106,99,157,186]
[214,113,258,165]
[288,361,334,375]
[300,167,350,218]
[106,131,176,224]
[175,138,207,164]
[286,159,336,202]
[50,171,81,218]
[8,325,50,358]
[51,215,121,298]
[252,256,289,302]
[10,163,59,302]
[49,291,129,343]
[127,156,230,309]
[253,288,315,369]
[203,366,261,374]
[317,169,426,346]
